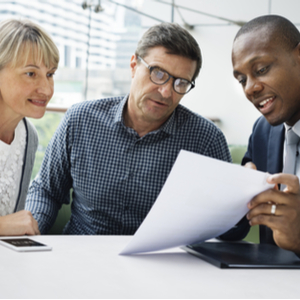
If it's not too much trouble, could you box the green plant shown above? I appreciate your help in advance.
[29,112,64,180]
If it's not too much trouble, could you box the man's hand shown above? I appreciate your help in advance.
[0,210,40,236]
[247,173,300,254]
[244,162,257,170]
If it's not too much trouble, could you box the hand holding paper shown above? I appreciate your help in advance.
[247,173,300,253]
[120,150,274,255]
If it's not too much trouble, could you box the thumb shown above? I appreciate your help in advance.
[244,162,257,170]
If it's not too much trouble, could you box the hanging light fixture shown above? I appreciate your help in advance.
[82,0,104,13]
[94,0,104,13]
[82,1,91,10]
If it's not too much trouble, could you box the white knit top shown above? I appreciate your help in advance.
[0,121,26,216]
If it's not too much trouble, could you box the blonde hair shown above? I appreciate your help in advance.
[0,18,59,70]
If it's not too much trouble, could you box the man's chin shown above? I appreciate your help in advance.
[263,115,284,127]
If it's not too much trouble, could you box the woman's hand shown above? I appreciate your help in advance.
[0,210,40,236]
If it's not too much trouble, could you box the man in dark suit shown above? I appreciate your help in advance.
[221,15,300,255]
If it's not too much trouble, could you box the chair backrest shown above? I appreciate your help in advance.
[47,201,72,234]
[229,145,247,164]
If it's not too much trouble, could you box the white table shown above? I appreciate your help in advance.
[0,235,299,299]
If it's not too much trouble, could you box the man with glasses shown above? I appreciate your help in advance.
[26,23,231,234]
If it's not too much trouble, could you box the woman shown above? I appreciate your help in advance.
[0,19,59,235]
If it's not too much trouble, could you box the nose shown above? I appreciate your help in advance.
[244,77,263,99]
[157,79,173,99]
[36,76,54,98]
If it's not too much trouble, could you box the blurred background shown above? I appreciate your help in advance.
[1,0,300,179]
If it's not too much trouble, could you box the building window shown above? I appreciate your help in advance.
[76,57,82,69]
[64,45,71,67]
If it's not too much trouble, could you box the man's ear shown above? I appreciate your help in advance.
[130,54,138,78]
[295,42,300,61]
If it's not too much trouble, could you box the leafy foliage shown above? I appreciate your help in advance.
[29,112,64,180]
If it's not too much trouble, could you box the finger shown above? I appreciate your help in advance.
[247,202,281,220]
[23,223,36,236]
[34,220,40,235]
[21,211,39,235]
[248,188,295,208]
[26,217,40,235]
[267,173,300,193]
[247,213,283,229]
[244,162,257,170]
[247,203,284,229]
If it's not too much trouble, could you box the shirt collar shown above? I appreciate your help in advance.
[158,110,177,135]
[113,94,178,136]
[284,119,300,137]
[113,94,129,124]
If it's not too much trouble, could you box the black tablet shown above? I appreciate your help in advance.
[182,242,300,269]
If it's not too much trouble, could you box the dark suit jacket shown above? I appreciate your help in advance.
[220,116,285,245]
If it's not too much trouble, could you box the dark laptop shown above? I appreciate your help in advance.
[182,242,300,269]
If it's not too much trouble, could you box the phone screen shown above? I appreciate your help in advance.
[1,238,45,247]
[0,238,52,252]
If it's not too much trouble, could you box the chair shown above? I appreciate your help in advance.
[47,198,72,234]
[229,144,259,243]
[228,144,247,164]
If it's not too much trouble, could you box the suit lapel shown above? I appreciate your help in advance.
[260,123,284,245]
[267,124,285,174]
[261,124,284,245]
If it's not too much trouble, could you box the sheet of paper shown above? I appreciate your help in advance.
[120,150,274,255]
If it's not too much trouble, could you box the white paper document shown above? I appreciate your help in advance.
[120,150,274,255]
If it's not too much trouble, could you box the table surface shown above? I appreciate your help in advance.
[0,235,299,299]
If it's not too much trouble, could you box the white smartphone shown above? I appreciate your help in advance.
[0,238,52,252]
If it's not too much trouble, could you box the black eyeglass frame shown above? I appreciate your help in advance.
[137,56,195,95]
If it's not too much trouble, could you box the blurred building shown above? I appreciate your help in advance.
[0,0,142,103]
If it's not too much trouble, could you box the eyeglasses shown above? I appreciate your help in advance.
[137,56,195,95]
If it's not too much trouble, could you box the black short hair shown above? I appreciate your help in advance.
[135,23,202,81]
[235,15,300,51]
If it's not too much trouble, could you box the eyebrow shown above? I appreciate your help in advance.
[233,56,263,77]
[23,64,57,71]
[140,56,193,82]
[154,65,193,82]
[248,56,263,64]
[233,69,244,78]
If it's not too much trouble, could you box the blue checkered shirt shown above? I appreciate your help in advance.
[26,95,231,234]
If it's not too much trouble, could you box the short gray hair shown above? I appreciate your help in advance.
[135,23,202,81]
[0,18,59,70]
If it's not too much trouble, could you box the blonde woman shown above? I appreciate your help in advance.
[0,19,59,235]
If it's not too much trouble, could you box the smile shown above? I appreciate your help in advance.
[259,96,275,108]
[29,99,48,106]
